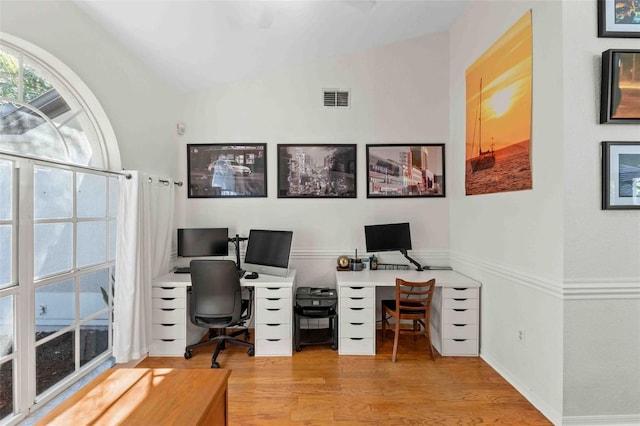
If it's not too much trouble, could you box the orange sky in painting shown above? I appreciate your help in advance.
[465,12,532,160]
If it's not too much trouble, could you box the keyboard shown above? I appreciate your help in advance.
[174,267,190,274]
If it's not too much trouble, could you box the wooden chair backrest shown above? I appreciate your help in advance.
[394,278,436,319]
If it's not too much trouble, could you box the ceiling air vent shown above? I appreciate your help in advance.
[324,89,350,107]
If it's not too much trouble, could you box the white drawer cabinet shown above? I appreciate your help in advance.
[149,286,204,356]
[254,286,292,356]
[338,285,376,355]
[431,286,479,356]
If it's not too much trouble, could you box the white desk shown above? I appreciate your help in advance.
[151,270,296,357]
[335,269,480,356]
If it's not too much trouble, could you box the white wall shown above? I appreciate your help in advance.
[175,32,452,285]
[0,0,181,178]
[561,1,640,421]
[449,1,565,422]
[450,0,640,424]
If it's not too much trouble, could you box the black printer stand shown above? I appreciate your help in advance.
[294,287,338,352]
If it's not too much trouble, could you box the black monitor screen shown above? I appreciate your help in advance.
[364,222,412,253]
[177,228,229,257]
[244,229,293,269]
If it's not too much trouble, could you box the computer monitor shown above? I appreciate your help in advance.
[177,228,229,257]
[364,222,412,253]
[364,222,423,271]
[243,229,293,277]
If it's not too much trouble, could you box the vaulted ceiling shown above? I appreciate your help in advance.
[74,0,467,93]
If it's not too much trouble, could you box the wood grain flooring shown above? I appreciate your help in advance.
[137,330,552,425]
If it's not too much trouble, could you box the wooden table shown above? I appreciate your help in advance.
[35,368,231,425]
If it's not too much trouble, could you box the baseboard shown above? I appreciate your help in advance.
[562,414,640,425]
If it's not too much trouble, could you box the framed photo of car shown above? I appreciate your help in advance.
[187,143,267,198]
[602,141,640,209]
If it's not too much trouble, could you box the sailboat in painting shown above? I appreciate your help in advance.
[469,78,495,172]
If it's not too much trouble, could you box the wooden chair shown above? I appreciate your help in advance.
[381,278,436,362]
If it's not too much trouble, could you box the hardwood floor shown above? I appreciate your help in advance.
[137,331,551,425]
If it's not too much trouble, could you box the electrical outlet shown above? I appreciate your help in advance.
[517,329,525,343]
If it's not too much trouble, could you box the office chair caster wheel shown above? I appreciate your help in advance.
[247,348,255,357]
[331,344,337,350]
[184,350,192,359]
[296,346,302,352]
[211,361,220,368]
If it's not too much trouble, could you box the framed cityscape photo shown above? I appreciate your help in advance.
[598,0,640,38]
[602,141,640,209]
[277,144,356,198]
[366,144,445,198]
[600,49,640,123]
[187,143,267,198]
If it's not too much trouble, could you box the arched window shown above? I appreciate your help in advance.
[1,34,121,170]
[0,34,121,424]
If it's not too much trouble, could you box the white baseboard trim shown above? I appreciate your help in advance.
[562,414,640,425]
[480,352,561,425]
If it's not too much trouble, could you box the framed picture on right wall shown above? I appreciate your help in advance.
[597,0,640,38]
[600,49,640,123]
[602,141,640,209]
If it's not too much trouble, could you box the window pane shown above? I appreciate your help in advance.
[55,113,100,168]
[108,177,119,218]
[0,226,11,288]
[0,295,13,357]
[34,223,72,278]
[77,173,106,218]
[0,360,13,420]
[108,219,116,261]
[36,331,75,395]
[22,63,54,105]
[77,221,106,267]
[79,269,109,320]
[0,49,19,101]
[0,159,11,220]
[80,321,108,367]
[35,279,74,341]
[34,166,72,219]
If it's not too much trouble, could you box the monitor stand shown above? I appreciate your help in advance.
[400,249,423,271]
[229,234,248,270]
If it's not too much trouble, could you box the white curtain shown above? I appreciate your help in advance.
[113,171,175,363]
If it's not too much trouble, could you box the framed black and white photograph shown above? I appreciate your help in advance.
[277,144,356,198]
[187,143,267,198]
[602,141,640,209]
[598,0,640,38]
[366,144,445,198]
[600,49,640,123]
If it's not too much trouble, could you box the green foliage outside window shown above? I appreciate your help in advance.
[0,50,53,103]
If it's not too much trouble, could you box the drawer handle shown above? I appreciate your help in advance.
[266,308,281,312]
[453,339,467,342]
[350,297,364,300]
[452,288,468,291]
[453,309,467,312]
[349,322,364,326]
[160,323,176,327]
[350,286,364,290]
[266,287,280,290]
[453,298,467,301]
[161,308,176,311]
[349,338,364,341]
[265,324,280,327]
[160,287,176,290]
[266,339,281,342]
[452,324,467,327]
[350,308,364,311]
[161,298,176,301]
[161,339,176,342]
[266,298,281,301]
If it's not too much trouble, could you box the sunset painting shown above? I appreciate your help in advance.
[465,11,532,196]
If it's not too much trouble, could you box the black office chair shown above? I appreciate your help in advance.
[184,259,255,368]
